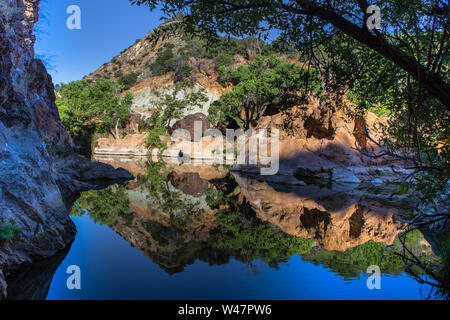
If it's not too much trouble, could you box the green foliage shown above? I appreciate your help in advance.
[150,43,176,75]
[70,185,132,226]
[56,80,133,157]
[212,211,314,269]
[205,186,227,209]
[149,32,275,81]
[213,52,234,69]
[181,64,193,77]
[0,222,20,241]
[209,54,321,128]
[141,80,208,149]
[145,117,167,149]
[302,240,403,280]
[118,72,138,90]
[302,230,440,281]
[198,36,273,61]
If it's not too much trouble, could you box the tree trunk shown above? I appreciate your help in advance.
[295,0,450,109]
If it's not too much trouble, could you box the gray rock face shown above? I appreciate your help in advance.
[0,0,133,299]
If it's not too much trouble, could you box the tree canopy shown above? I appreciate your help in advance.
[56,79,133,156]
[209,54,321,128]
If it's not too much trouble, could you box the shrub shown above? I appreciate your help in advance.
[145,118,168,149]
[0,222,20,241]
[213,52,234,69]
[150,46,175,75]
[119,72,138,90]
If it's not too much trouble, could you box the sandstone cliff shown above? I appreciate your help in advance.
[0,0,133,298]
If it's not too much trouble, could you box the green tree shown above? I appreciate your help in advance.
[209,54,320,128]
[142,80,208,149]
[56,79,133,156]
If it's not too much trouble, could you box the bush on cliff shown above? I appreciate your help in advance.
[0,222,20,242]
[118,72,138,90]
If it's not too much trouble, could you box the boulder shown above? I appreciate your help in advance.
[170,113,211,142]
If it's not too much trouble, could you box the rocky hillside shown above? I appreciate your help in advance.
[83,27,265,117]
[87,24,411,186]
[0,0,133,299]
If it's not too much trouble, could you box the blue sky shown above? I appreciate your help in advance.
[35,0,164,84]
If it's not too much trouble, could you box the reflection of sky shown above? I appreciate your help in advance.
[45,215,428,300]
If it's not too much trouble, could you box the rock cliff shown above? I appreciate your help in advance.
[0,0,133,298]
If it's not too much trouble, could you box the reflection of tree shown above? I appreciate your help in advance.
[205,186,228,210]
[211,211,315,270]
[301,229,442,286]
[301,241,404,280]
[70,185,132,226]
[392,228,449,299]
[137,160,204,217]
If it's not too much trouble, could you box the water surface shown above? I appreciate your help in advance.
[7,159,442,300]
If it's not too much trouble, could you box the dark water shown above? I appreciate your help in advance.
[42,214,431,300]
[7,160,443,300]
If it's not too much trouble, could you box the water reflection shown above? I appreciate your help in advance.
[74,159,440,279]
[6,243,72,300]
[7,157,445,299]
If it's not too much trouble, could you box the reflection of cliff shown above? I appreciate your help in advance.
[110,209,231,274]
[74,160,437,279]
[233,173,412,251]
[5,243,72,300]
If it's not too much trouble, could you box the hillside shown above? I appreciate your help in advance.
[83,29,268,116]
[80,24,412,186]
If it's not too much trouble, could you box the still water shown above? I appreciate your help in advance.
[7,158,442,300]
